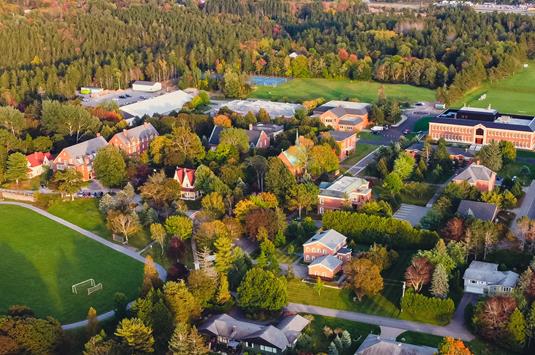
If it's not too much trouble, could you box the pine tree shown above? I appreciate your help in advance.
[341,330,352,349]
[197,247,217,278]
[217,273,231,304]
[507,308,526,347]
[168,324,209,355]
[431,264,449,298]
[86,307,99,338]
[527,302,535,347]
[142,255,162,296]
[5,152,28,185]
[328,341,339,355]
[214,235,234,273]
[115,318,155,353]
[333,335,343,352]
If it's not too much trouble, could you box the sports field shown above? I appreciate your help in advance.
[458,61,535,115]
[0,205,144,323]
[250,78,436,103]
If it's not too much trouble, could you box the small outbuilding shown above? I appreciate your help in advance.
[132,80,162,92]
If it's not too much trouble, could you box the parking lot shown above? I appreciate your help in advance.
[393,203,430,226]
[80,88,166,108]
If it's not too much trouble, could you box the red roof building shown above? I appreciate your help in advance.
[174,167,202,200]
[26,152,52,178]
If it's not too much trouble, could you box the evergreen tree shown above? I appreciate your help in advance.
[328,341,339,355]
[477,141,503,172]
[93,146,126,187]
[431,264,449,298]
[341,330,352,349]
[168,324,209,355]
[217,273,231,304]
[507,308,526,347]
[5,152,28,184]
[214,234,235,273]
[86,307,99,338]
[114,318,155,353]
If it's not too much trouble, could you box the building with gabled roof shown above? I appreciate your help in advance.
[318,176,372,214]
[355,334,437,355]
[315,101,371,132]
[174,167,201,200]
[457,200,498,221]
[277,143,307,177]
[463,261,519,295]
[53,135,108,181]
[452,163,496,192]
[307,255,344,280]
[198,313,310,354]
[303,229,351,276]
[26,152,52,178]
[322,130,357,160]
[108,122,159,155]
[132,80,162,92]
[208,126,270,150]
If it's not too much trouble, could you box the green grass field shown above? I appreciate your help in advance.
[48,199,150,249]
[457,61,535,115]
[0,205,144,323]
[250,78,436,103]
[342,143,377,166]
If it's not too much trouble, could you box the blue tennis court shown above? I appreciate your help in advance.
[249,76,291,87]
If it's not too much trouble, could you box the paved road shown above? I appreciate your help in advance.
[0,201,167,330]
[286,301,475,341]
[346,146,383,176]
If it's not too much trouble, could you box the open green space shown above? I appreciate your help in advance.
[342,143,377,166]
[396,331,443,348]
[303,314,379,354]
[250,78,436,103]
[374,183,437,207]
[0,204,144,323]
[47,199,150,249]
[456,61,535,115]
[498,161,535,186]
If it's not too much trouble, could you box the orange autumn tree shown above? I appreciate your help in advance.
[438,337,472,355]
[213,114,232,127]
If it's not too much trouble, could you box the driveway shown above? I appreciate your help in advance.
[393,204,430,226]
[286,302,475,341]
[510,180,535,241]
[346,146,382,176]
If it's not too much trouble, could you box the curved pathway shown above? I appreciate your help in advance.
[0,201,167,330]
[286,301,475,341]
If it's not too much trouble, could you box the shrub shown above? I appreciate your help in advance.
[401,289,455,325]
[34,193,62,209]
[322,211,438,249]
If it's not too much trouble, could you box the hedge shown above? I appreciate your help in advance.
[322,211,439,249]
[400,289,455,325]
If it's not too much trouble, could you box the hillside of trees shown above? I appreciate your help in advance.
[0,0,534,105]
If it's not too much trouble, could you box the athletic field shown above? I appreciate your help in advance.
[0,205,144,323]
[250,78,436,103]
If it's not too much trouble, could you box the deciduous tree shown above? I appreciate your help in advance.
[53,168,84,200]
[93,146,126,187]
[237,267,287,313]
[165,215,193,240]
[287,183,319,218]
[437,337,472,355]
[107,210,141,243]
[150,223,167,255]
[343,258,384,301]
[405,257,433,292]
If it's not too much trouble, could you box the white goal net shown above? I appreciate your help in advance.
[87,283,103,295]
[71,279,95,294]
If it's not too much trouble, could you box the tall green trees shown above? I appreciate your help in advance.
[5,152,27,184]
[237,267,287,313]
[93,146,126,187]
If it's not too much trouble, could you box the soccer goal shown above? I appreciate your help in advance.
[72,279,95,294]
[87,283,103,295]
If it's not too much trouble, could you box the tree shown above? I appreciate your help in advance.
[237,267,288,313]
[437,337,472,355]
[441,217,465,241]
[393,152,415,180]
[477,141,502,172]
[431,264,449,298]
[93,146,126,187]
[165,127,205,166]
[265,157,297,202]
[83,331,120,355]
[499,141,516,163]
[140,171,182,217]
[287,183,319,218]
[150,223,167,255]
[507,308,526,347]
[308,144,339,177]
[383,172,403,193]
[526,302,535,347]
[201,192,226,218]
[42,101,100,142]
[165,215,193,240]
[86,307,99,338]
[217,273,231,304]
[107,210,141,243]
[114,318,154,353]
[466,219,498,260]
[314,276,324,296]
[213,114,231,127]
[405,257,433,292]
[343,258,383,301]
[163,281,202,324]
[168,324,209,355]
[188,269,217,307]
[5,152,28,184]
[194,165,230,196]
[32,136,52,152]
[142,255,162,295]
[473,295,516,341]
[222,69,249,98]
[53,168,84,200]
[362,243,398,271]
[247,155,268,192]
[219,127,250,153]
[214,234,235,273]
[0,106,25,136]
[418,239,456,273]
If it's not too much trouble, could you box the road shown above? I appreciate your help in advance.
[286,298,475,341]
[346,146,383,176]
[0,201,167,330]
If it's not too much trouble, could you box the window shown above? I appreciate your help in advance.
[476,128,484,136]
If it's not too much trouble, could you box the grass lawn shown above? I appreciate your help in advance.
[357,131,383,142]
[0,205,144,323]
[302,314,379,354]
[250,78,436,103]
[47,199,151,249]
[456,61,535,115]
[516,149,535,159]
[374,183,437,206]
[287,279,400,318]
[396,331,443,347]
[342,143,377,166]
[413,116,434,132]
[498,161,535,185]
[274,247,299,264]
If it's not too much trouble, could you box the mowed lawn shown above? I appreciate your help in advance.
[250,78,436,103]
[458,61,535,115]
[0,205,144,323]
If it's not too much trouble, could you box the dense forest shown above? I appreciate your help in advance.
[0,0,534,106]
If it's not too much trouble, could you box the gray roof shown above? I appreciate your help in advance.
[318,176,371,199]
[457,200,498,221]
[326,130,356,142]
[303,229,347,250]
[314,101,371,115]
[199,314,309,351]
[453,164,495,183]
[111,123,159,144]
[59,136,108,159]
[308,255,343,271]
[463,261,519,288]
[356,335,437,355]
[251,123,284,136]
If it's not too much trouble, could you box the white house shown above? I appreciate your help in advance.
[120,90,193,122]
[132,81,162,92]
[174,167,201,200]
[26,152,52,178]
[463,261,519,295]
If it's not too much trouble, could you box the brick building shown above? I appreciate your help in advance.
[314,101,371,132]
[303,229,351,280]
[452,163,496,192]
[317,176,372,214]
[429,107,535,149]
[108,122,159,155]
[53,135,108,181]
[322,130,357,160]
[208,126,270,150]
